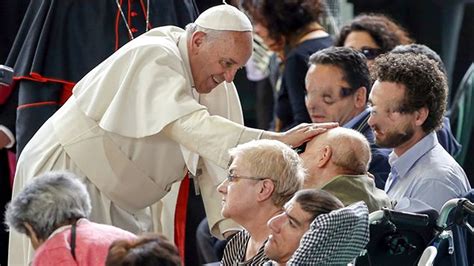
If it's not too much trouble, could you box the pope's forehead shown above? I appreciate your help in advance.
[215,32,253,59]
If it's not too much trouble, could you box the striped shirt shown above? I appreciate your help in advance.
[221,230,269,266]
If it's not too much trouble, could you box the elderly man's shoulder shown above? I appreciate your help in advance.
[124,26,183,52]
[144,26,185,43]
[107,26,186,72]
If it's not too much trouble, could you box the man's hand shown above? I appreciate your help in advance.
[0,130,10,149]
[264,122,338,148]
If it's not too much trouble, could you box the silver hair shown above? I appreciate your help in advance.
[185,23,227,42]
[4,171,92,240]
[229,139,306,207]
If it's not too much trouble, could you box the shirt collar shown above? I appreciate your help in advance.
[389,132,438,178]
[343,107,370,129]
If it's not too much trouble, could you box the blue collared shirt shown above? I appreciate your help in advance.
[386,132,471,212]
[343,108,371,129]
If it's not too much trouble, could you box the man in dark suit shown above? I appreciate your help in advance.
[305,46,391,188]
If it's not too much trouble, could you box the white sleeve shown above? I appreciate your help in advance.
[162,109,264,169]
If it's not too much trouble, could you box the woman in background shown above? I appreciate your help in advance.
[335,14,413,66]
[243,0,332,131]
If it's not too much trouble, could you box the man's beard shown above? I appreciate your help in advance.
[374,125,415,148]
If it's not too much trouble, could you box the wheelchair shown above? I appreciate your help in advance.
[355,195,474,266]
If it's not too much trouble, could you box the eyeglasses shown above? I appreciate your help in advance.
[226,173,267,183]
[360,48,384,60]
[293,143,307,154]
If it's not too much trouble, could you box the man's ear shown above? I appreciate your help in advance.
[317,145,332,168]
[415,107,429,127]
[354,86,367,109]
[257,179,275,202]
[190,31,207,54]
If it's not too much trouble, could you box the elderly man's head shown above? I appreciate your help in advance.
[305,47,371,125]
[187,5,253,94]
[264,189,344,263]
[4,171,91,249]
[300,127,371,188]
[217,139,305,224]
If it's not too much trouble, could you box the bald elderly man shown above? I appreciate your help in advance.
[10,5,334,265]
[300,127,391,212]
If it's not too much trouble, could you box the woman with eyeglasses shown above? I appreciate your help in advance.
[218,139,305,265]
[335,14,413,66]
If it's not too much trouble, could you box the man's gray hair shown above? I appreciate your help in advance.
[229,139,306,207]
[4,171,92,240]
[327,128,371,174]
[185,23,227,42]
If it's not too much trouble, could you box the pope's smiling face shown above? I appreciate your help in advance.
[189,30,253,94]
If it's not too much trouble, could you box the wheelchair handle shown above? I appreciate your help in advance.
[369,210,384,224]
[461,199,474,215]
[369,208,431,226]
[459,199,474,234]
[436,198,474,228]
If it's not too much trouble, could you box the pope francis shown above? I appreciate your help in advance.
[9,4,335,265]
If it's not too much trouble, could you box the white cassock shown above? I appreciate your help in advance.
[9,26,262,265]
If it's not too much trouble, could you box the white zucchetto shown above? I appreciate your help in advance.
[195,4,253,32]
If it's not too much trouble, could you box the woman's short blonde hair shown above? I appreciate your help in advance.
[229,139,306,207]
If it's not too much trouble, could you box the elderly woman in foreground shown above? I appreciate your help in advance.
[5,171,136,265]
[218,139,305,265]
